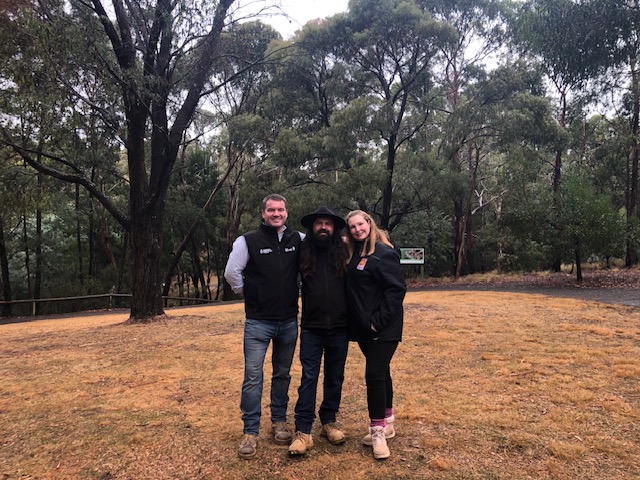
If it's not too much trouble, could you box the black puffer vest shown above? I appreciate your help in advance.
[242,223,302,320]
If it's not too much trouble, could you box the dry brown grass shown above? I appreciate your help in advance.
[1,291,640,479]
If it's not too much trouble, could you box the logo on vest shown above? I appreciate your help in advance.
[284,246,296,253]
[260,248,273,254]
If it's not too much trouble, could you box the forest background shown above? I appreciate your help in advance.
[1,0,639,320]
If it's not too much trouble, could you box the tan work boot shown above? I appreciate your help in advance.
[272,422,292,445]
[362,414,395,445]
[288,431,314,455]
[238,433,258,459]
[321,422,346,445]
[370,426,390,459]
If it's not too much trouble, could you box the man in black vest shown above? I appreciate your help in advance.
[288,206,350,455]
[224,193,303,459]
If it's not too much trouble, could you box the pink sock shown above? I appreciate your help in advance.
[385,408,394,418]
[370,418,386,428]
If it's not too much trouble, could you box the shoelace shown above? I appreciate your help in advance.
[371,429,385,445]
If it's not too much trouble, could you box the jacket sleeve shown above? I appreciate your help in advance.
[370,247,406,332]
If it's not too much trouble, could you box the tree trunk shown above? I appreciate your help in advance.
[21,212,32,303]
[626,62,639,266]
[381,137,397,231]
[34,173,42,314]
[88,167,96,279]
[129,205,165,320]
[116,230,128,298]
[465,210,475,275]
[453,197,466,278]
[574,237,582,282]
[465,145,481,275]
[552,149,563,272]
[190,236,207,299]
[75,184,84,286]
[551,85,567,272]
[0,217,12,317]
[127,105,166,321]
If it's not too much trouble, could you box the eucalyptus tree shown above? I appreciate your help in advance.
[0,0,243,321]
[328,0,457,230]
[414,0,514,275]
[250,17,366,220]
[553,173,625,280]
[510,0,612,270]
[159,20,281,301]
[590,0,640,266]
[511,0,640,270]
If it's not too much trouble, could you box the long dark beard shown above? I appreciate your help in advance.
[299,231,349,278]
[312,231,332,248]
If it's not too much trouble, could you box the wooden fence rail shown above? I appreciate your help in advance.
[0,293,219,318]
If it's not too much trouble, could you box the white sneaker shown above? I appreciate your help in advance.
[362,414,395,445]
[370,426,390,459]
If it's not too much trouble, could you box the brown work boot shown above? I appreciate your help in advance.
[370,426,390,459]
[321,422,346,445]
[362,414,395,445]
[272,422,292,445]
[288,431,314,455]
[237,434,258,459]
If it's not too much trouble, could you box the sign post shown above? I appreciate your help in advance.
[399,248,425,277]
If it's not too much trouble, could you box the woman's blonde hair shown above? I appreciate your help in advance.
[345,210,393,259]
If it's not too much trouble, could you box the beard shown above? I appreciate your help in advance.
[312,230,333,248]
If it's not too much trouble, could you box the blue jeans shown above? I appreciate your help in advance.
[294,329,349,433]
[241,318,298,435]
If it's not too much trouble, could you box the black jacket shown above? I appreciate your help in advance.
[300,246,349,332]
[242,223,302,320]
[346,242,406,342]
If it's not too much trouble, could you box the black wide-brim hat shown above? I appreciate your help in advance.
[301,206,346,230]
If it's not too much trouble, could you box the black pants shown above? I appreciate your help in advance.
[358,341,398,420]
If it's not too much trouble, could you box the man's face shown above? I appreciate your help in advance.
[261,199,288,229]
[313,217,334,241]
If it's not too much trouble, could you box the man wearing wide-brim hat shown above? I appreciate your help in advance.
[288,206,351,455]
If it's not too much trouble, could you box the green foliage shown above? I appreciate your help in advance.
[556,173,625,262]
[511,0,623,83]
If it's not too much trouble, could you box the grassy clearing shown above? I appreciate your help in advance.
[1,292,639,479]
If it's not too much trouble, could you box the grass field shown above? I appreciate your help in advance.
[1,290,639,479]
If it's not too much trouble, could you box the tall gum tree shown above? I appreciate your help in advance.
[512,0,638,267]
[1,0,237,321]
[332,0,457,230]
[424,0,511,276]
[512,0,601,270]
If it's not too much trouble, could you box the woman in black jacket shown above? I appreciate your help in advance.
[345,210,406,460]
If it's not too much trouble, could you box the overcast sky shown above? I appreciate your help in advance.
[236,0,350,39]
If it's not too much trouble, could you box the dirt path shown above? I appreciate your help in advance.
[1,285,637,328]
[410,268,640,307]
[417,284,640,307]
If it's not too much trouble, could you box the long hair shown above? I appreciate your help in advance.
[299,230,349,278]
[345,210,393,260]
